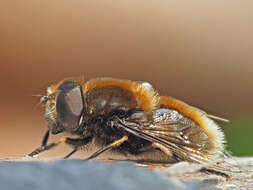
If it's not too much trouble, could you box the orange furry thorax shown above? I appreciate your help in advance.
[82,78,159,112]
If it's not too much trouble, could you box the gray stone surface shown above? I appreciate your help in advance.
[1,157,252,189]
[0,160,177,190]
[0,160,219,190]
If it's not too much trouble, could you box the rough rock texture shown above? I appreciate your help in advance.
[156,157,253,190]
[0,157,252,190]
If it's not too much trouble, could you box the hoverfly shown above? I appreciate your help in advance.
[28,77,227,164]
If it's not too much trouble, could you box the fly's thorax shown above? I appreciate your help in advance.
[84,86,138,116]
[83,78,159,113]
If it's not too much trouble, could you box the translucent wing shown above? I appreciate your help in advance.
[147,108,214,162]
[119,108,217,163]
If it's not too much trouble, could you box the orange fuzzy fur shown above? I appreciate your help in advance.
[159,96,225,157]
[83,78,159,112]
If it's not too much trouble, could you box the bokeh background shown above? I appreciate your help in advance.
[1,1,252,159]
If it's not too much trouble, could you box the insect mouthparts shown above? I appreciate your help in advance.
[40,95,49,106]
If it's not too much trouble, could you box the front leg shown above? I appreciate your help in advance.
[27,138,66,157]
[41,130,50,146]
[27,136,92,158]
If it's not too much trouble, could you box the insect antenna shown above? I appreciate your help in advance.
[32,94,44,109]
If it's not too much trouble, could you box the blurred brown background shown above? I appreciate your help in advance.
[1,1,252,158]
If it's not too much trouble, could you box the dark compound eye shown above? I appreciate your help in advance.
[56,81,84,132]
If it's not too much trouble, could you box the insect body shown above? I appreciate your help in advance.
[28,77,226,163]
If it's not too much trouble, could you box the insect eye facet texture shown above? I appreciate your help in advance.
[56,81,84,132]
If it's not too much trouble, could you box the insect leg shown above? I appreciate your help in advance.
[27,138,66,157]
[152,142,173,158]
[27,136,92,158]
[84,136,128,161]
[64,148,78,159]
[41,130,50,146]
[63,137,92,159]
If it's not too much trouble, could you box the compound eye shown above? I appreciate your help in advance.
[56,81,84,131]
